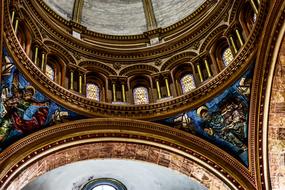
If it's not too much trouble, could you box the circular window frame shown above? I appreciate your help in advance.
[81,178,127,190]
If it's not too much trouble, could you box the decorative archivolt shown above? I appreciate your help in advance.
[79,61,117,76]
[43,40,77,65]
[200,25,228,53]
[17,7,43,41]
[119,64,159,76]
[161,51,197,71]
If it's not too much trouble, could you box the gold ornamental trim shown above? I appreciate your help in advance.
[0,118,256,190]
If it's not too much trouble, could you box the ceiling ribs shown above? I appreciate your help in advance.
[72,0,84,23]
[142,0,157,30]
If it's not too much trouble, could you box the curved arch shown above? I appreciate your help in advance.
[18,7,43,41]
[119,64,159,76]
[254,1,285,189]
[238,1,256,37]
[200,25,228,53]
[161,51,197,71]
[0,118,250,190]
[128,75,152,104]
[209,36,232,72]
[43,40,77,65]
[79,61,117,76]
[86,71,107,102]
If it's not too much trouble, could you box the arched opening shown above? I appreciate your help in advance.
[46,54,65,85]
[133,86,149,105]
[239,2,257,36]
[222,47,234,67]
[45,64,55,81]
[172,63,197,96]
[129,75,152,104]
[86,83,100,101]
[16,21,33,58]
[86,72,106,102]
[210,37,234,71]
[180,74,196,94]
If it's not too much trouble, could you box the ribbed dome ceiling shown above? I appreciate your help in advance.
[43,0,207,35]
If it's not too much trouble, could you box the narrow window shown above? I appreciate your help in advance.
[86,83,100,101]
[133,86,149,105]
[222,48,234,66]
[45,64,55,80]
[253,13,257,23]
[180,74,196,94]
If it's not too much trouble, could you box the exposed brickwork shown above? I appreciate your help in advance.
[268,35,285,190]
[7,142,230,190]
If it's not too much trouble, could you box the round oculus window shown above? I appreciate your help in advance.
[81,178,127,190]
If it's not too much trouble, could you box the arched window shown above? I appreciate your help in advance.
[222,48,234,66]
[133,86,149,105]
[253,13,257,23]
[180,74,196,94]
[45,64,55,80]
[86,83,100,101]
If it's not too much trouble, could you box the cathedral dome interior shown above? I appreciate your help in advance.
[0,0,284,190]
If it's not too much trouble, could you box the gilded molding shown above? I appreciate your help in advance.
[0,118,256,190]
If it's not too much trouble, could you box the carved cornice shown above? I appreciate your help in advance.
[3,0,265,120]
[33,0,217,43]
[253,1,285,189]
[0,118,255,190]
[119,64,159,76]
[20,0,229,61]
[3,0,284,189]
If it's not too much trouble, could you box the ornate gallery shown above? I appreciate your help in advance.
[0,0,284,189]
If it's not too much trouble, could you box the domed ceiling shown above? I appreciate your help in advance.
[43,0,207,35]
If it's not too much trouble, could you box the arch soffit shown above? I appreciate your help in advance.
[119,64,159,76]
[161,51,197,71]
[17,6,43,41]
[43,40,77,65]
[79,61,117,76]
[253,1,285,189]
[0,118,252,190]
[200,25,228,53]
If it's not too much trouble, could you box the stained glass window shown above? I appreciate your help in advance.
[253,13,257,23]
[133,87,149,105]
[180,74,196,94]
[222,48,234,66]
[45,64,54,80]
[86,83,100,101]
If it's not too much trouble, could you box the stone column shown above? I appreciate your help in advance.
[34,45,39,65]
[249,0,258,14]
[197,64,204,82]
[155,79,162,99]
[204,58,212,78]
[112,82,117,102]
[121,83,126,102]
[83,72,87,95]
[164,77,171,97]
[70,70,74,90]
[40,52,46,72]
[235,28,244,46]
[79,74,83,94]
[11,10,15,24]
[229,35,238,54]
[14,18,19,33]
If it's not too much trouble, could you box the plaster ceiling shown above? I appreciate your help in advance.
[43,0,207,35]
[22,159,209,190]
